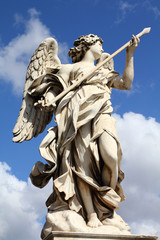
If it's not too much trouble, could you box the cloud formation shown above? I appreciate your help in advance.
[115,1,137,24]
[114,112,160,236]
[144,0,160,18]
[0,9,69,94]
[0,161,52,240]
[115,0,160,24]
[1,112,160,239]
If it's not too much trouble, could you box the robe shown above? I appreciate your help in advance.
[30,67,125,221]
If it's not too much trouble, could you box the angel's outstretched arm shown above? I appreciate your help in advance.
[111,35,140,90]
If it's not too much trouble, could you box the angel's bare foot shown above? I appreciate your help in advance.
[87,213,102,228]
[102,214,130,231]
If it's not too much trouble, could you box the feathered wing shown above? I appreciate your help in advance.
[13,38,61,143]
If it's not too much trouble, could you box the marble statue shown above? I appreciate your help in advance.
[13,33,140,238]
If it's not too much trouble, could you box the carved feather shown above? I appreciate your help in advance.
[13,38,60,143]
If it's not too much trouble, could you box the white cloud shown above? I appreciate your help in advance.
[151,6,160,18]
[115,1,137,24]
[144,0,160,18]
[58,42,70,64]
[0,9,69,95]
[114,112,160,236]
[1,112,160,239]
[115,0,160,24]
[0,162,52,240]
[131,221,160,237]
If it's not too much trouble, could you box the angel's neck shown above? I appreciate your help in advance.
[80,52,95,66]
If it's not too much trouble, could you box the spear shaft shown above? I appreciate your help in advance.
[45,27,151,107]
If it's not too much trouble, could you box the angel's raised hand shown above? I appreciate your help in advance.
[127,35,140,54]
[131,35,140,47]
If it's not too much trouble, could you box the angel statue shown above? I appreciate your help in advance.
[13,33,140,238]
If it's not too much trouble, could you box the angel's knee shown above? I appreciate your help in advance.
[99,132,118,169]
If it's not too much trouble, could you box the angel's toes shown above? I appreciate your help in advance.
[87,214,102,228]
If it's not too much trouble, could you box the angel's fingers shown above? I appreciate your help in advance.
[129,39,133,46]
[132,36,140,46]
[134,37,140,47]
[34,102,38,107]
[136,36,140,44]
[37,100,42,105]
[34,99,44,107]
[41,101,46,107]
[34,102,40,107]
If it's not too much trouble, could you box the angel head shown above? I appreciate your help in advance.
[68,34,103,63]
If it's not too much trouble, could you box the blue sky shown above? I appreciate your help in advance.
[0,0,160,239]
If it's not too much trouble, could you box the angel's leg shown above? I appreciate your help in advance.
[76,178,102,228]
[99,131,118,190]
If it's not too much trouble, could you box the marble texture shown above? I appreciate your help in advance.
[41,211,130,238]
[43,232,158,240]
[13,34,140,237]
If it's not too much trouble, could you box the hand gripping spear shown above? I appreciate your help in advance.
[44,27,151,107]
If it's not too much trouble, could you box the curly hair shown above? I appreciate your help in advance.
[68,34,103,63]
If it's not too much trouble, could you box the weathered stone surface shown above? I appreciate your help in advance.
[41,211,130,238]
[13,33,149,239]
[43,232,158,240]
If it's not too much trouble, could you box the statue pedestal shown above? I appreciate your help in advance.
[43,232,158,240]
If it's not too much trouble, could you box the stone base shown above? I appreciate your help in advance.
[41,211,131,238]
[43,232,158,240]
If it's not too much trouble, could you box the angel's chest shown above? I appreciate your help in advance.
[69,66,91,81]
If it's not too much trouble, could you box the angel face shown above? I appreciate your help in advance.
[89,41,104,60]
[68,34,103,63]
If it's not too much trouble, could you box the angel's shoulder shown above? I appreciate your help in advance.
[58,63,73,76]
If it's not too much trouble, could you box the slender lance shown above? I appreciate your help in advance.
[45,27,151,107]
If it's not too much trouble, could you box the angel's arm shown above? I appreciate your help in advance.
[34,64,73,111]
[111,35,140,90]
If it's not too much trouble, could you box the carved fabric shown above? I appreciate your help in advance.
[30,68,125,221]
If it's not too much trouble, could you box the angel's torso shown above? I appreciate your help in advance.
[57,62,112,90]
